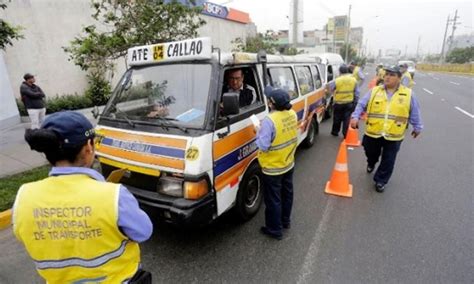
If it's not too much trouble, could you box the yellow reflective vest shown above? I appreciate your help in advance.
[258,110,298,175]
[334,74,357,104]
[352,66,361,83]
[401,71,414,88]
[13,174,140,284]
[365,85,412,141]
[377,68,386,81]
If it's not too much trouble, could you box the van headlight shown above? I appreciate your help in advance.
[157,176,183,197]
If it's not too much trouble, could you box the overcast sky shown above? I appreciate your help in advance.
[224,0,473,56]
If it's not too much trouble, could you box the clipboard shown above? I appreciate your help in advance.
[106,168,128,183]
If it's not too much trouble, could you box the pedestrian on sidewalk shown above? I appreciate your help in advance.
[326,64,360,138]
[256,88,298,240]
[350,66,423,192]
[13,111,153,283]
[20,73,46,129]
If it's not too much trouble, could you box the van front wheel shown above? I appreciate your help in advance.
[302,118,318,148]
[233,162,263,221]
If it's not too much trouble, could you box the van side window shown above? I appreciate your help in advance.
[268,67,298,100]
[311,65,322,89]
[222,67,260,109]
[295,66,314,95]
[327,65,334,82]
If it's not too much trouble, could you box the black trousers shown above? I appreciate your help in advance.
[262,168,294,237]
[331,103,354,137]
[362,135,402,185]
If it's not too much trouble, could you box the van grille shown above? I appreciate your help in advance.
[100,163,159,192]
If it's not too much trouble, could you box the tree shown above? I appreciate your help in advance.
[446,47,474,64]
[339,43,357,63]
[0,1,23,50]
[232,32,278,54]
[63,0,205,105]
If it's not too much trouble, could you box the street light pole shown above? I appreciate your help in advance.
[344,4,351,63]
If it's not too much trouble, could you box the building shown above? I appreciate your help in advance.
[0,1,256,128]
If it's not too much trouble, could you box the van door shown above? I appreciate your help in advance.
[212,66,266,217]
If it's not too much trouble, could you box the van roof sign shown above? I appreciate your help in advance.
[127,37,212,66]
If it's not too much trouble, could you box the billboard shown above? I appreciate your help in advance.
[201,2,250,24]
[334,15,347,41]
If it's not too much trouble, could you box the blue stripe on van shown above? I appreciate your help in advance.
[101,137,185,159]
[214,139,257,177]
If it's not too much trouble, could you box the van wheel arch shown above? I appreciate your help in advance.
[232,160,263,221]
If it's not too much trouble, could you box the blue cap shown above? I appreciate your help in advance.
[41,111,94,147]
[266,88,292,110]
[384,65,402,76]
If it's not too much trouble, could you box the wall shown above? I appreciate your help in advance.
[0,53,20,129]
[2,1,255,102]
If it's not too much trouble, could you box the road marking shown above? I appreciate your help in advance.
[297,199,334,284]
[423,88,434,95]
[441,98,446,102]
[433,77,439,80]
[449,81,460,85]
[455,107,474,118]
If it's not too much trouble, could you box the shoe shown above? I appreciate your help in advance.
[260,226,283,240]
[283,223,291,229]
[331,132,339,137]
[375,183,385,193]
[367,165,374,173]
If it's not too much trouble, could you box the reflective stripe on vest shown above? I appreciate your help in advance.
[258,110,298,176]
[365,85,412,141]
[334,75,357,104]
[13,175,140,283]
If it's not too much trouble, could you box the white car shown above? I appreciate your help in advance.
[398,60,416,78]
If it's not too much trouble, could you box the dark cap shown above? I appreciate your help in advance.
[384,65,402,76]
[339,64,349,74]
[41,111,94,146]
[266,88,292,110]
[399,63,408,68]
[23,73,34,80]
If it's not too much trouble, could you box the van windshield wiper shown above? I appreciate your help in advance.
[150,116,188,133]
[114,107,135,128]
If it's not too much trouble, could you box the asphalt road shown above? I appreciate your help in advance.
[1,69,472,283]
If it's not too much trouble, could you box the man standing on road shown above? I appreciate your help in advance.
[256,89,298,240]
[20,73,46,129]
[350,66,423,192]
[400,63,414,88]
[349,61,365,87]
[327,64,360,138]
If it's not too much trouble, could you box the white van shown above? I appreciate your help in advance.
[94,37,328,226]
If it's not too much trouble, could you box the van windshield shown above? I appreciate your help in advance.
[102,64,212,129]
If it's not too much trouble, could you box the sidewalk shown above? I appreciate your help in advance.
[0,108,99,178]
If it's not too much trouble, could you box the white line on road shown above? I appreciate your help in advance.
[441,98,446,102]
[433,77,439,80]
[449,81,461,85]
[423,88,434,95]
[297,199,334,284]
[455,107,474,118]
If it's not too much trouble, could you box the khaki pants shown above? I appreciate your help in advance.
[27,108,46,129]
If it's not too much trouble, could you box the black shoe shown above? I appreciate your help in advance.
[375,183,385,192]
[331,132,339,137]
[367,165,374,173]
[260,226,283,240]
[283,223,291,229]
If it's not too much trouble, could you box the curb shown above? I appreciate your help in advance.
[0,209,12,230]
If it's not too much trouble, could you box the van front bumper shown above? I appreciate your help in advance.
[126,185,216,227]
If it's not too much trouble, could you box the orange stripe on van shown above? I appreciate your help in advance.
[213,125,256,160]
[215,152,257,191]
[99,145,185,170]
[307,89,325,105]
[100,128,187,149]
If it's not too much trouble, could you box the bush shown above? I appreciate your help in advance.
[16,93,94,116]
[85,72,111,106]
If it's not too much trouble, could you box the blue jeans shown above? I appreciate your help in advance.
[262,168,294,237]
[362,135,402,185]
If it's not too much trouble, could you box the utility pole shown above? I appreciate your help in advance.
[292,0,298,48]
[344,4,352,63]
[416,36,421,60]
[440,15,451,62]
[448,9,460,53]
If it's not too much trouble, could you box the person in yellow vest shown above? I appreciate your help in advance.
[349,61,365,87]
[13,111,153,283]
[256,88,298,240]
[350,66,423,192]
[326,64,360,137]
[399,63,414,88]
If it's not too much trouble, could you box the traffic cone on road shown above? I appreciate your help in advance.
[325,141,353,197]
[344,126,361,147]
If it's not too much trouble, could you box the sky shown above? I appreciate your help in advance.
[223,0,473,56]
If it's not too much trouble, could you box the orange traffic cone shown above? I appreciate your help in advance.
[344,126,361,147]
[325,141,353,197]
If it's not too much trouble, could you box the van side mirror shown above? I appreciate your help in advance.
[222,92,239,116]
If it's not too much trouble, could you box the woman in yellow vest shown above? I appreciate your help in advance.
[350,66,423,192]
[256,88,298,240]
[326,64,359,137]
[400,63,414,88]
[13,111,153,283]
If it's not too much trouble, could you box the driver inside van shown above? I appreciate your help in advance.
[223,68,257,108]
